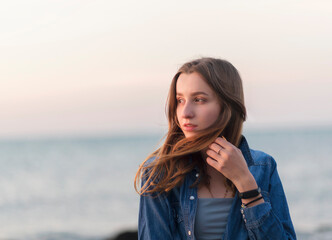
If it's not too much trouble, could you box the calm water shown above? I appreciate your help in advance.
[0,128,331,239]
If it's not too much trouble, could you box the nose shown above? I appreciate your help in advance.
[181,102,194,119]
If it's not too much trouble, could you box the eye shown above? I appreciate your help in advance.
[195,98,206,103]
[177,98,184,103]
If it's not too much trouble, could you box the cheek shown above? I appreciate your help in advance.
[202,106,220,125]
[176,107,180,119]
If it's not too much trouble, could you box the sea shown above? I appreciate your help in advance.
[0,127,331,240]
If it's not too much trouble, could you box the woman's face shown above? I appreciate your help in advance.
[176,72,221,138]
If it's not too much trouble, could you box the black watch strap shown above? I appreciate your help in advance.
[239,187,261,199]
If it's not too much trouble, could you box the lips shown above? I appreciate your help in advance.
[183,123,197,131]
[184,123,197,127]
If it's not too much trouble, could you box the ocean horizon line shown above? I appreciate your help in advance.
[1,124,332,142]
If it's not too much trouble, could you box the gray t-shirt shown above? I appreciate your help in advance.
[194,197,234,240]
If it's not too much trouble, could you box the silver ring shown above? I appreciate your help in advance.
[217,148,222,155]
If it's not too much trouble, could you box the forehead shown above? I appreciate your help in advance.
[176,72,214,95]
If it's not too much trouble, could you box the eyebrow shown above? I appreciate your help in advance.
[176,91,209,96]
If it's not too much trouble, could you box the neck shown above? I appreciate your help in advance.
[200,150,226,182]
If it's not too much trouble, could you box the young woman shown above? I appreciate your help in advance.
[134,57,296,240]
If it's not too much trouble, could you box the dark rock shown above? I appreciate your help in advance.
[105,230,138,240]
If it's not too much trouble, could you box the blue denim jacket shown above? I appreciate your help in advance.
[138,135,296,239]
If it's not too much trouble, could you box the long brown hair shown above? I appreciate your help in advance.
[134,57,246,196]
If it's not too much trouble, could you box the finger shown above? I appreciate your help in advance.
[206,157,220,170]
[215,136,232,150]
[206,149,223,161]
[209,143,226,156]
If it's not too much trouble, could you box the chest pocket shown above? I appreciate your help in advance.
[171,201,184,223]
[170,201,187,240]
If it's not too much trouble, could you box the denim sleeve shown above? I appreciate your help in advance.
[138,171,173,240]
[241,160,297,240]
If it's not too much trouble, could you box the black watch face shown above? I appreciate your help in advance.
[240,187,261,199]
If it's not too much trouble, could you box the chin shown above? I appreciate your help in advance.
[184,132,197,138]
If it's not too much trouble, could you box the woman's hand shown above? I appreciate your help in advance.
[205,137,256,192]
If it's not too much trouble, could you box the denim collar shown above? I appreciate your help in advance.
[238,135,254,167]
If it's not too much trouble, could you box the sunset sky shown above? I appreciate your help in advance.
[1,0,331,138]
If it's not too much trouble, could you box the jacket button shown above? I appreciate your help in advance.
[188,230,192,235]
[196,173,199,177]
[189,196,195,200]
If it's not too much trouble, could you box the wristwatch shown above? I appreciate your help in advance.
[239,187,261,199]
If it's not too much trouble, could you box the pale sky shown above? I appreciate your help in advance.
[1,0,331,138]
